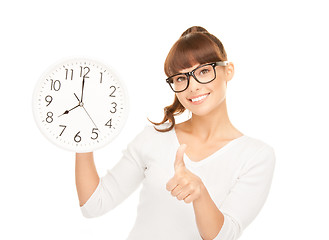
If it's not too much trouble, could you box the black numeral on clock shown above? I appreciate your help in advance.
[109,86,116,97]
[45,95,53,106]
[65,69,73,80]
[91,128,99,140]
[110,102,117,113]
[80,66,90,79]
[50,79,61,91]
[59,125,66,136]
[74,131,82,143]
[100,72,103,83]
[46,112,53,123]
[105,119,113,128]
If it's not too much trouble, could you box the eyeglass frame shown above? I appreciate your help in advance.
[165,61,229,93]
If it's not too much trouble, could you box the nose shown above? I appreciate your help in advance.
[187,75,201,92]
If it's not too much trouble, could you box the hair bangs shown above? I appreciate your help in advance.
[164,33,224,77]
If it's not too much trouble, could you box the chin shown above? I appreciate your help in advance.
[185,97,226,118]
[187,106,214,117]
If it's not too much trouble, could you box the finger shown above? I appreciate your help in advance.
[183,194,193,204]
[176,188,190,201]
[170,184,182,197]
[174,144,187,171]
[166,178,177,191]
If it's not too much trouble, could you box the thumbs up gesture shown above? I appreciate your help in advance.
[166,144,205,204]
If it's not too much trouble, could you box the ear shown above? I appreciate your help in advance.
[225,62,234,82]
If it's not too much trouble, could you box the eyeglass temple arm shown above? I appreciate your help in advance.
[216,61,229,66]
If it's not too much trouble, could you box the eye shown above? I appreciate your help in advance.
[173,75,187,83]
[199,68,210,75]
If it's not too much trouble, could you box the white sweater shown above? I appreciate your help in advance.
[80,124,276,240]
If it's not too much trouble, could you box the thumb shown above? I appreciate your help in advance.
[174,144,187,171]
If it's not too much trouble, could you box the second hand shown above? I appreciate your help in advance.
[82,106,99,130]
[74,93,99,131]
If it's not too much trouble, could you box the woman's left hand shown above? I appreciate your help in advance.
[166,144,205,204]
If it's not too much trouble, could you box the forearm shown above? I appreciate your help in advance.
[75,152,100,206]
[193,184,224,240]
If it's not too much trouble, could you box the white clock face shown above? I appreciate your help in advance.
[32,58,129,153]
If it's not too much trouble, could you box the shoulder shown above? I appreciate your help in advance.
[242,135,275,154]
[132,122,173,143]
[239,135,276,170]
[128,123,174,159]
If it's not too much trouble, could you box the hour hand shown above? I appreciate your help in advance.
[58,104,79,117]
[74,93,80,102]
[58,93,82,117]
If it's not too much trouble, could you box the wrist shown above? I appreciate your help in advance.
[76,152,94,161]
[195,182,208,203]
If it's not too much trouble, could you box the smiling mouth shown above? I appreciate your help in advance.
[188,93,210,103]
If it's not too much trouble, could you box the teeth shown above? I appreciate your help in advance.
[191,94,208,102]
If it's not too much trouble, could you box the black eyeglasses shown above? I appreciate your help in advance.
[166,61,228,93]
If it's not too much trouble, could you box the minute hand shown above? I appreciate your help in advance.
[80,76,86,102]
[80,76,89,102]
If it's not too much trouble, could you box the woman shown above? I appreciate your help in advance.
[76,26,276,240]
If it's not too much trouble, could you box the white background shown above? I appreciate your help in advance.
[1,0,328,239]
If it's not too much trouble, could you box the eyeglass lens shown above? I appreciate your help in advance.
[168,64,215,92]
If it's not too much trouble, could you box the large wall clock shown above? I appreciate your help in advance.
[32,58,129,153]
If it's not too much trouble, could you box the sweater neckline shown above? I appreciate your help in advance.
[171,127,248,166]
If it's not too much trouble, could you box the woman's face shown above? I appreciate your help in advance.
[175,62,234,117]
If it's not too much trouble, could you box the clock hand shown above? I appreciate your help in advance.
[58,104,79,117]
[80,76,86,103]
[76,80,98,128]
[58,93,82,117]
[82,105,99,130]
[74,93,80,102]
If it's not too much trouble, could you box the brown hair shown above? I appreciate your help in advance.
[148,26,228,132]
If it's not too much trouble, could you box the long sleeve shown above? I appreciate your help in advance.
[80,128,147,218]
[78,124,276,240]
[213,145,276,240]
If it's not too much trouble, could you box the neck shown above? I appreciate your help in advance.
[187,99,239,141]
